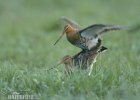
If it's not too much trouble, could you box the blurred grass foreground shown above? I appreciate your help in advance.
[0,0,140,100]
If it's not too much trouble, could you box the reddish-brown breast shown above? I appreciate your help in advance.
[65,25,80,44]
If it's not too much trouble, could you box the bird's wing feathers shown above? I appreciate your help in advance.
[61,16,81,30]
[79,24,127,38]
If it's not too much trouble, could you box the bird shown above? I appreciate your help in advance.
[54,16,127,51]
[55,39,107,75]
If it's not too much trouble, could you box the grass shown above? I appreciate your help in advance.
[0,0,140,100]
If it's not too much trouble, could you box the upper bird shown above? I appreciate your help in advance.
[54,16,127,50]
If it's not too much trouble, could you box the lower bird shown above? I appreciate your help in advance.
[55,39,107,75]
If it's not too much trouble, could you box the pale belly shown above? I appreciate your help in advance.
[86,38,99,50]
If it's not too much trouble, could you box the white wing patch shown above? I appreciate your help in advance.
[86,38,99,50]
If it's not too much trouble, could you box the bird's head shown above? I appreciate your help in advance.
[54,24,76,45]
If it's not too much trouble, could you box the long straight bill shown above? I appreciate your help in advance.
[54,30,65,45]
[46,60,63,71]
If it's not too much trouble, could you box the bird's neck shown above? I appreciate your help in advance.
[66,31,79,44]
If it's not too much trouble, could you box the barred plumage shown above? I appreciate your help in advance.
[56,39,107,74]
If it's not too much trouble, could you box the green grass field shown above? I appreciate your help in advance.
[0,0,140,100]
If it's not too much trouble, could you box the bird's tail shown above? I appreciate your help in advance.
[99,46,108,53]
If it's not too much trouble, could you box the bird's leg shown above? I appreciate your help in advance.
[88,57,97,76]
[64,64,73,75]
[88,61,94,76]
